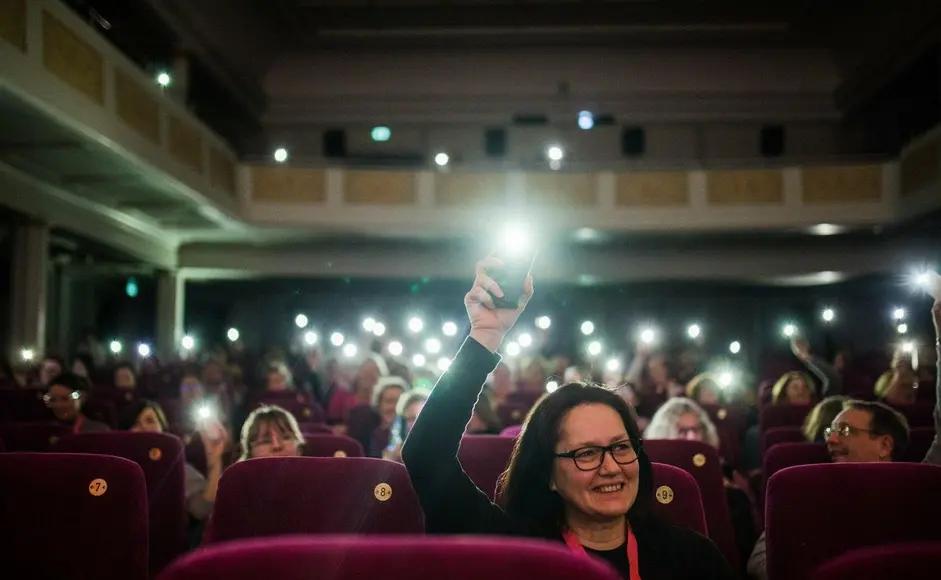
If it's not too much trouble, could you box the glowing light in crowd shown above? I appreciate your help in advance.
[424,338,442,354]
[109,340,123,355]
[893,307,906,321]
[388,341,404,356]
[505,342,522,357]
[546,380,560,393]
[821,308,835,323]
[729,341,742,355]
[901,341,916,354]
[549,159,562,171]
[372,322,386,337]
[155,71,171,87]
[294,314,308,328]
[137,343,151,358]
[181,335,195,351]
[782,323,798,338]
[580,321,595,336]
[371,126,391,142]
[897,323,909,335]
[408,317,424,333]
[536,316,552,330]
[442,321,458,337]
[437,357,452,372]
[498,222,532,258]
[577,111,594,130]
[587,340,603,357]
[914,271,931,289]
[273,147,289,163]
[125,277,138,298]
[342,343,358,358]
[518,332,533,348]
[20,348,34,362]
[330,332,345,347]
[639,327,657,345]
[362,317,376,332]
[546,145,564,161]
[718,371,735,388]
[226,328,240,342]
[809,223,844,236]
[412,354,427,367]
[686,324,701,339]
[303,331,318,346]
[196,405,212,420]
[434,152,450,167]
[606,358,621,372]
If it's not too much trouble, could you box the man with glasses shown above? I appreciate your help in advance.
[825,401,909,463]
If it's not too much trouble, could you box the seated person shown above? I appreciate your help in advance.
[801,396,848,442]
[383,389,429,462]
[238,405,305,460]
[874,348,919,406]
[686,373,723,406]
[770,371,815,406]
[39,355,64,387]
[45,372,110,433]
[790,337,842,397]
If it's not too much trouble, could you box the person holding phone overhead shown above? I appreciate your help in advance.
[403,256,733,580]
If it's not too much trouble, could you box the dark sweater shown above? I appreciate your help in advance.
[403,337,735,580]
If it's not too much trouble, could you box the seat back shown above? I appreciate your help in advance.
[158,535,622,580]
[255,392,325,423]
[762,426,806,452]
[759,405,813,432]
[458,434,517,500]
[302,433,364,457]
[809,541,941,580]
[54,432,186,573]
[649,462,708,536]
[902,427,937,462]
[644,440,739,568]
[205,457,424,542]
[701,404,748,467]
[0,452,148,580]
[0,421,74,451]
[0,388,50,421]
[762,442,830,484]
[766,463,941,580]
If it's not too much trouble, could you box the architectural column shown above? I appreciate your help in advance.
[155,269,184,359]
[10,221,49,358]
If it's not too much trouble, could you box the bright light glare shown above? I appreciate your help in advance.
[273,147,289,163]
[606,358,621,372]
[109,340,123,355]
[901,341,916,353]
[137,343,151,358]
[442,321,458,337]
[342,343,358,358]
[893,308,907,321]
[587,340,603,357]
[372,322,386,337]
[434,152,450,167]
[505,342,521,357]
[181,335,195,351]
[303,331,318,346]
[517,333,533,348]
[822,308,835,323]
[330,332,345,347]
[20,348,34,362]
[437,357,452,372]
[718,371,734,388]
[546,145,564,161]
[388,341,404,356]
[362,317,376,332]
[897,323,909,335]
[294,314,308,328]
[498,223,532,258]
[729,341,742,355]
[577,111,594,130]
[686,324,701,339]
[546,380,560,393]
[914,271,931,288]
[196,405,212,420]
[640,327,657,345]
[408,317,424,333]
[227,328,240,342]
[155,71,171,87]
[371,126,391,142]
[412,353,427,367]
[580,321,595,336]
[536,316,552,330]
[424,338,442,354]
[782,324,798,338]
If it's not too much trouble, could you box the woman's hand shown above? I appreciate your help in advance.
[465,256,534,353]
[199,418,228,469]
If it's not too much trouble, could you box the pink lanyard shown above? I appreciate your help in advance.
[562,524,642,580]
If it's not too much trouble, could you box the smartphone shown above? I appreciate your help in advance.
[489,251,535,309]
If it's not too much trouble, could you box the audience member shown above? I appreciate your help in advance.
[801,395,849,442]
[238,405,305,460]
[790,337,842,397]
[44,372,110,433]
[383,388,429,462]
[39,355,64,387]
[686,373,723,406]
[770,371,815,406]
[874,348,919,405]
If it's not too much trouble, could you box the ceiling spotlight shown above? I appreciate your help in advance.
[434,152,450,167]
[442,321,458,337]
[303,331,318,346]
[181,335,195,351]
[424,338,442,354]
[330,332,345,346]
[580,321,595,336]
[821,308,835,323]
[893,307,906,321]
[686,324,702,340]
[437,357,452,372]
[226,328,240,342]
[546,380,560,393]
[371,126,391,142]
[517,333,533,348]
[388,341,404,357]
[535,316,552,330]
[505,342,521,357]
[577,111,594,130]
[273,147,288,163]
[729,341,742,355]
[294,314,309,329]
[109,340,123,355]
[782,324,798,338]
[342,343,358,358]
[155,71,171,88]
[412,353,427,367]
[587,341,603,357]
[897,323,909,335]
[372,322,386,337]
[137,343,151,358]
[546,145,564,162]
[408,317,424,333]
[606,358,621,372]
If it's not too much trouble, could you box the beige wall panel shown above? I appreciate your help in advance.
[524,173,596,206]
[114,69,160,144]
[168,116,204,173]
[900,138,940,197]
[42,11,104,104]
[0,0,27,51]
[345,170,416,205]
[707,169,783,205]
[251,166,326,203]
[616,171,689,207]
[802,164,882,204]
[436,172,507,206]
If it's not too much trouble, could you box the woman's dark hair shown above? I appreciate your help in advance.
[497,382,654,538]
[70,353,95,377]
[117,399,169,431]
[48,372,92,394]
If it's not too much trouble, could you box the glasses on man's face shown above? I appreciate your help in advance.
[555,439,639,471]
[824,424,875,439]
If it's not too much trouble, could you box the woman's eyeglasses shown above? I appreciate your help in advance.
[555,440,639,471]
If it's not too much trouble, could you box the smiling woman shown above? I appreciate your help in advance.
[402,258,733,580]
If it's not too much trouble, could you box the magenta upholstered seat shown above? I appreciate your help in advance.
[0,421,74,451]
[759,405,813,432]
[205,457,424,542]
[0,452,148,580]
[254,392,325,423]
[762,442,830,484]
[302,433,365,457]
[809,541,941,580]
[158,535,622,580]
[644,440,739,569]
[499,424,523,438]
[53,432,186,574]
[765,463,941,580]
[297,421,333,434]
[902,427,937,462]
[701,404,748,466]
[458,434,517,500]
[888,402,935,428]
[649,462,708,536]
[761,426,806,452]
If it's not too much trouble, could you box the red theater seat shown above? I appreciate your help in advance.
[205,457,424,542]
[760,405,813,432]
[701,404,748,466]
[158,535,622,580]
[54,432,186,574]
[302,433,364,457]
[762,442,830,484]
[809,541,941,580]
[458,434,516,500]
[297,421,333,434]
[0,388,50,421]
[0,421,74,451]
[644,440,739,569]
[650,462,708,536]
[499,424,522,438]
[765,463,941,580]
[762,426,806,452]
[0,452,149,580]
[889,402,935,428]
